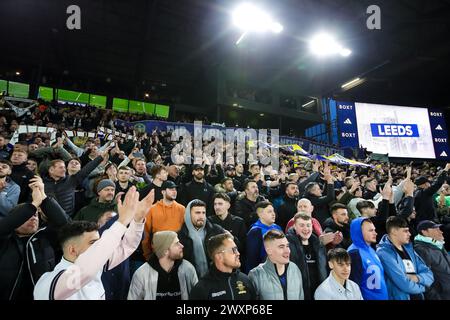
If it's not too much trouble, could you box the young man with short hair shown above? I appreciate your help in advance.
[314,248,363,300]
[286,213,327,300]
[208,193,246,256]
[249,229,304,300]
[377,216,434,300]
[34,187,147,300]
[245,201,282,273]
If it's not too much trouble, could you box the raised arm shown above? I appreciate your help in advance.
[52,186,145,300]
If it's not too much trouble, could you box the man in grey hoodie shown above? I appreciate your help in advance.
[177,199,225,278]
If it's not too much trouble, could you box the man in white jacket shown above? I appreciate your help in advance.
[34,186,148,300]
[127,231,198,300]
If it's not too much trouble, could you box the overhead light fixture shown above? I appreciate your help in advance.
[232,3,283,45]
[232,103,238,107]
[15,71,21,76]
[341,77,361,89]
[145,93,150,98]
[310,33,351,58]
[302,100,316,108]
[260,113,264,116]
[238,105,243,108]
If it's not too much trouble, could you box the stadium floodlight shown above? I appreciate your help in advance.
[232,3,283,44]
[309,33,351,57]
[302,100,316,108]
[15,71,21,76]
[341,77,361,89]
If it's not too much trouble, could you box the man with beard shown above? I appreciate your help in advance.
[276,182,300,231]
[178,199,224,278]
[324,203,352,249]
[179,165,215,215]
[74,179,117,222]
[142,181,185,260]
[0,159,20,217]
[128,231,198,300]
[133,158,152,185]
[249,229,304,300]
[235,180,266,229]
[190,233,256,300]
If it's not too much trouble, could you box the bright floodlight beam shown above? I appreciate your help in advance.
[232,3,283,45]
[302,100,316,108]
[310,33,351,57]
[341,78,361,89]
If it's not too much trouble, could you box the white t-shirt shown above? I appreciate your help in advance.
[34,257,105,300]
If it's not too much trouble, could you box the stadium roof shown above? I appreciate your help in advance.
[2,0,450,108]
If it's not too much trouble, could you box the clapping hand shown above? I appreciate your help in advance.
[117,186,139,226]
[134,189,155,223]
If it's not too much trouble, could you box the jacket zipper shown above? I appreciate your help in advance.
[228,277,235,300]
[25,227,46,286]
[9,260,24,300]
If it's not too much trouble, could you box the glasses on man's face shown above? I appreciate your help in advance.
[219,246,239,255]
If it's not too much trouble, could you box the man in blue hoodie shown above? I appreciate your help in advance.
[348,217,388,300]
[376,216,434,300]
[245,201,282,273]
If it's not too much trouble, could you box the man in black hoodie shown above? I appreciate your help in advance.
[179,164,215,215]
[190,233,256,300]
[276,182,300,231]
[10,148,35,203]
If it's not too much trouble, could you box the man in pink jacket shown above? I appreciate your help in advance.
[34,186,151,300]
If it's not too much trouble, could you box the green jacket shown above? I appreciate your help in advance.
[74,197,117,222]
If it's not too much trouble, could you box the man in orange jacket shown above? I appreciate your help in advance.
[142,180,185,260]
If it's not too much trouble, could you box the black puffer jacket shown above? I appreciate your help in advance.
[414,239,450,300]
[286,228,328,300]
[43,156,103,217]
[190,265,257,300]
[0,197,69,300]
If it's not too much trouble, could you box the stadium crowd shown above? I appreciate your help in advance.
[0,98,449,300]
